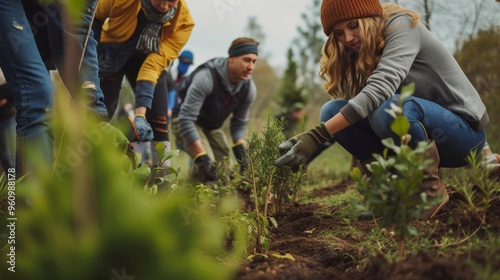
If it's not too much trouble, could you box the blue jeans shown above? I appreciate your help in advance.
[0,116,16,171]
[44,1,108,119]
[320,95,485,167]
[0,0,55,173]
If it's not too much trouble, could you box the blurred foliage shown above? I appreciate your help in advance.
[455,26,500,98]
[292,0,325,102]
[454,26,500,152]
[248,59,280,129]
[243,16,280,129]
[275,48,307,111]
[0,84,240,279]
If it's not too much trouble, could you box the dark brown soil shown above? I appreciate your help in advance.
[234,179,500,280]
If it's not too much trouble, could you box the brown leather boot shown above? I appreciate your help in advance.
[420,141,449,220]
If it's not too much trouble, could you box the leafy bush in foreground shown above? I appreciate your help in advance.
[0,99,238,280]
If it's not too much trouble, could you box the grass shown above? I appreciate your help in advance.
[305,143,352,183]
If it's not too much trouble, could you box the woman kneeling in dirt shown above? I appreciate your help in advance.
[275,0,488,220]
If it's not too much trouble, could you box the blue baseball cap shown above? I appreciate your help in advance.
[177,50,193,75]
[178,50,193,64]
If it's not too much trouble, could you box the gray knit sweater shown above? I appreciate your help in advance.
[339,13,488,131]
[177,57,257,145]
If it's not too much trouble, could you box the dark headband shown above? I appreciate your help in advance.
[228,43,258,57]
[178,56,193,64]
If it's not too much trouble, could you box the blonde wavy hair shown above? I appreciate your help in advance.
[319,3,420,99]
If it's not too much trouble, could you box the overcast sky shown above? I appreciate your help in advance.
[179,0,500,73]
[181,0,311,72]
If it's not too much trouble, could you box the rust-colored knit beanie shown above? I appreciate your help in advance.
[321,0,383,35]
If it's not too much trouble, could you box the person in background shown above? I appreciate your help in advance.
[133,49,194,168]
[171,37,258,182]
[277,102,306,140]
[167,50,194,121]
[93,0,194,175]
[275,0,488,220]
[149,49,194,170]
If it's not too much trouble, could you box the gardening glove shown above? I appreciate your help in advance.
[111,104,153,143]
[275,123,331,168]
[133,114,154,142]
[192,153,218,182]
[232,143,248,174]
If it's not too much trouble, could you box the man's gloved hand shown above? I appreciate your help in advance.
[193,153,217,182]
[232,143,248,174]
[275,123,331,168]
[133,114,154,142]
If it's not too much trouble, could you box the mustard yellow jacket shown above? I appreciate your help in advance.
[95,0,194,84]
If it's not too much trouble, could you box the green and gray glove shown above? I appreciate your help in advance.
[275,123,331,167]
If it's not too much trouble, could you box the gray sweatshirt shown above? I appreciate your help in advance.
[340,13,488,131]
[178,57,257,145]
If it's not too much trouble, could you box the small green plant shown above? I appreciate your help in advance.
[221,209,277,255]
[245,110,303,216]
[451,150,500,225]
[350,83,441,258]
[150,144,182,196]
[233,110,304,253]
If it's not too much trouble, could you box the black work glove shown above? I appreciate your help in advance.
[232,143,248,174]
[193,154,217,182]
[275,123,331,168]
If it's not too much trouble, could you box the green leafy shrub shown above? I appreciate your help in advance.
[350,83,442,257]
[0,93,239,280]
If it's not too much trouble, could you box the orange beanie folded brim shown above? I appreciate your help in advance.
[321,0,383,36]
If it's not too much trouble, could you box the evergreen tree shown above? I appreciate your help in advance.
[276,48,306,110]
[292,0,325,101]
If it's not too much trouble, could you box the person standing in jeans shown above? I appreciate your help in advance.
[0,68,16,173]
[0,0,55,175]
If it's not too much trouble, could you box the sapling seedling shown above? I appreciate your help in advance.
[351,83,443,258]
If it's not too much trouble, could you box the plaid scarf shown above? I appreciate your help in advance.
[137,0,177,54]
